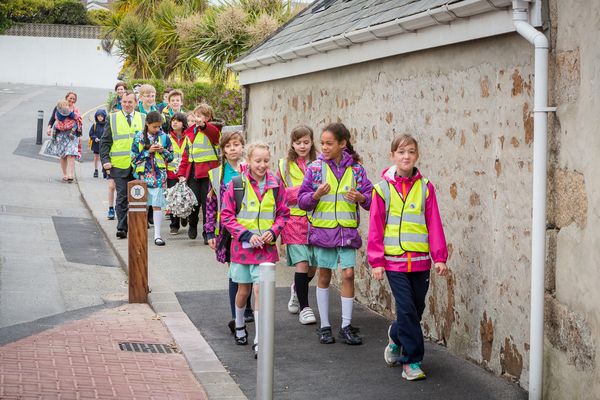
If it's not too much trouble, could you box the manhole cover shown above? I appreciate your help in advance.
[118,342,178,354]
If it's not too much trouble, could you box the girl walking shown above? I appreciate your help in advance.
[277,125,318,324]
[204,131,254,334]
[89,109,107,178]
[166,113,189,235]
[131,111,174,246]
[298,122,373,345]
[368,134,448,380]
[220,142,289,358]
[47,96,82,182]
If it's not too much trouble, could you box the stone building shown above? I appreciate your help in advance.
[229,0,599,398]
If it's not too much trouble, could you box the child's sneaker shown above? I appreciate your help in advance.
[402,362,426,381]
[287,283,299,314]
[384,325,402,366]
[234,326,248,345]
[93,169,98,178]
[318,326,335,344]
[338,325,363,345]
[107,207,115,220]
[252,343,258,359]
[298,307,316,325]
[170,227,179,235]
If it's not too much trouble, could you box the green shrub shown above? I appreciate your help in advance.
[49,0,88,25]
[5,0,52,23]
[87,9,111,26]
[128,79,242,125]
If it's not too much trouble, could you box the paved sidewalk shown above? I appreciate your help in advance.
[0,304,207,399]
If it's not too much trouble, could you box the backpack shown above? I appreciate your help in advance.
[231,175,280,214]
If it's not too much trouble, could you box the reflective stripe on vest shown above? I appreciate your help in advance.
[208,166,222,236]
[373,178,429,256]
[311,161,357,228]
[189,127,218,163]
[278,158,307,217]
[109,112,145,169]
[236,175,276,240]
[167,137,188,173]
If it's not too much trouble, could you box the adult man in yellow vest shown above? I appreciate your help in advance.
[100,91,146,239]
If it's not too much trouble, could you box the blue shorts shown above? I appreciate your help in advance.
[229,262,260,284]
[286,244,315,267]
[147,187,165,208]
[312,247,356,270]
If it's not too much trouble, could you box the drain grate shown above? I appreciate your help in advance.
[118,342,178,354]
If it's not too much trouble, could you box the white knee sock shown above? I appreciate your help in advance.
[235,306,246,337]
[153,210,162,239]
[253,311,259,345]
[341,296,354,328]
[316,287,330,328]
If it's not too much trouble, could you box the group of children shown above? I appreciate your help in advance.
[92,81,450,380]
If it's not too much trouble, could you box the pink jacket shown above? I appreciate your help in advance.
[367,166,447,273]
[277,158,310,245]
[220,169,290,264]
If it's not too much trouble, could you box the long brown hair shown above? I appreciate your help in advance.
[286,125,317,164]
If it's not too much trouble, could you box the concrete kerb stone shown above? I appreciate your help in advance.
[73,162,248,400]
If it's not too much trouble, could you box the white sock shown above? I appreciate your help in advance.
[316,287,330,328]
[235,306,246,337]
[253,311,259,345]
[153,210,162,239]
[341,297,354,328]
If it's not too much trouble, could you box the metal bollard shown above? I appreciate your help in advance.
[36,110,44,145]
[127,180,149,303]
[257,262,276,400]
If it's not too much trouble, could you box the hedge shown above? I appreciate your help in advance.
[3,0,88,25]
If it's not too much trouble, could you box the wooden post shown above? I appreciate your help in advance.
[127,180,148,303]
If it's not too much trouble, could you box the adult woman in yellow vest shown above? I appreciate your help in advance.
[367,134,448,381]
[277,125,318,325]
[298,123,373,346]
[100,91,146,239]
[166,113,189,235]
[220,142,290,358]
[131,111,174,246]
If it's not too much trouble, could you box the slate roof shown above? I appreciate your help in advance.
[238,0,469,62]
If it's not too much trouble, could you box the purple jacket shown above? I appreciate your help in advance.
[298,151,373,249]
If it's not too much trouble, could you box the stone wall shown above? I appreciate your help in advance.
[245,33,536,388]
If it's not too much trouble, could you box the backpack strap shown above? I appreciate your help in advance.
[232,175,245,214]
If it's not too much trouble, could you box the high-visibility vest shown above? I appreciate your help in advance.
[236,175,276,241]
[373,178,430,262]
[189,127,218,163]
[109,111,145,169]
[167,136,188,173]
[278,158,307,217]
[134,134,167,174]
[310,161,357,228]
[208,166,223,236]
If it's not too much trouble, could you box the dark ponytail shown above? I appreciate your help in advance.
[142,111,163,150]
[322,122,361,163]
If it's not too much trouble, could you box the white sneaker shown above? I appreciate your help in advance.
[298,307,316,325]
[287,284,300,314]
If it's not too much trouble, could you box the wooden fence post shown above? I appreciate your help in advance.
[127,180,148,303]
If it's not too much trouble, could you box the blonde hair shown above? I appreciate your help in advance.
[138,84,156,96]
[391,134,419,154]
[194,103,214,121]
[246,141,270,160]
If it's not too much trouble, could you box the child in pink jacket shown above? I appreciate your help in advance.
[367,134,449,381]
[220,142,289,359]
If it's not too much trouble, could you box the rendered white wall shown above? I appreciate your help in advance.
[0,35,122,89]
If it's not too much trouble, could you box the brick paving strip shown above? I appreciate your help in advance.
[0,304,208,400]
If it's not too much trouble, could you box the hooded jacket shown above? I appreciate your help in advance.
[367,166,447,273]
[298,150,373,249]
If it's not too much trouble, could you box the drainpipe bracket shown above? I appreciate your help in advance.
[534,106,557,113]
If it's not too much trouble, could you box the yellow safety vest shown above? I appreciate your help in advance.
[167,136,188,173]
[189,127,219,163]
[109,111,145,169]
[208,166,223,236]
[373,178,430,262]
[311,161,357,228]
[278,158,307,217]
[134,134,167,174]
[236,175,276,241]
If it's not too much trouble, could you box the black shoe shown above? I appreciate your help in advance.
[244,313,254,323]
[188,225,197,239]
[252,343,258,359]
[154,238,166,246]
[338,325,363,345]
[116,230,127,239]
[203,237,209,245]
[318,326,335,344]
[93,170,98,178]
[234,326,248,345]
[228,320,235,335]
[181,218,188,227]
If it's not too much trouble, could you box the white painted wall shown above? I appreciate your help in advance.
[0,35,122,89]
